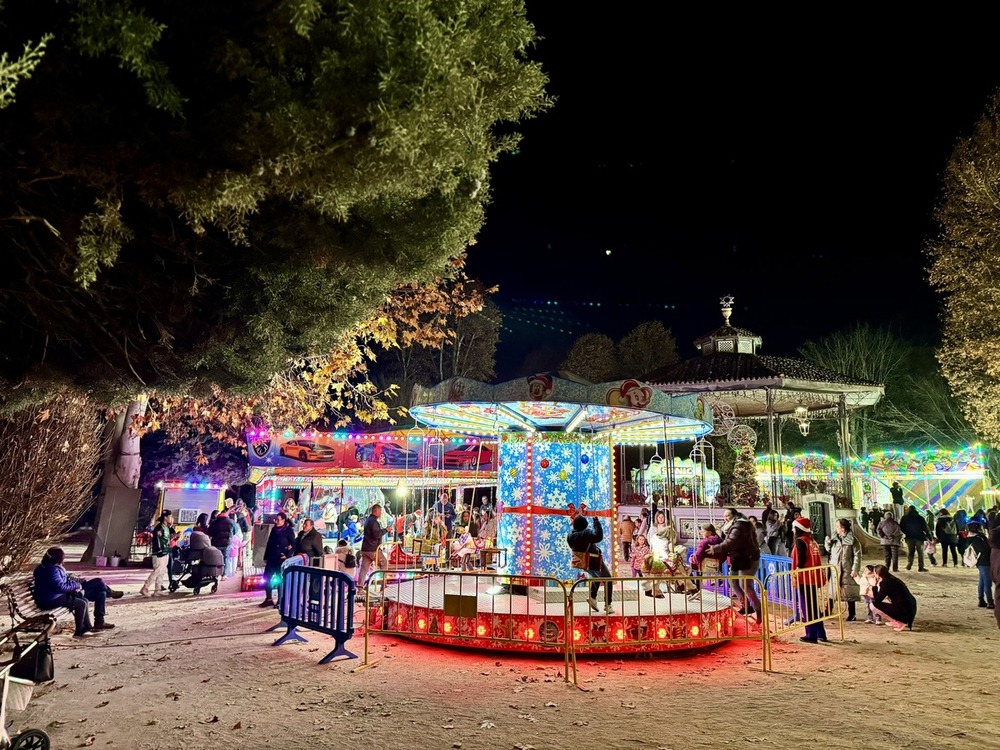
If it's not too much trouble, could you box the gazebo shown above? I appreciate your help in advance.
[645,296,885,507]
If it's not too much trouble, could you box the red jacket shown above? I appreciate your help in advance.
[791,534,826,588]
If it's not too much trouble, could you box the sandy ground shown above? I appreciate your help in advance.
[7,551,999,750]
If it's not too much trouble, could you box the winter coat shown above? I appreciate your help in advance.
[264,522,296,566]
[295,528,326,560]
[710,517,760,571]
[629,540,651,572]
[935,514,959,545]
[825,532,862,602]
[361,514,389,553]
[209,514,233,548]
[32,562,81,608]
[876,517,903,547]
[899,510,930,541]
[968,534,991,567]
[689,534,723,569]
[566,517,605,572]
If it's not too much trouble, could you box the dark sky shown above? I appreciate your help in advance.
[467,9,1000,379]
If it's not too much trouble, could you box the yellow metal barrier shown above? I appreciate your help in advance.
[567,573,769,683]
[761,563,844,667]
[359,569,574,683]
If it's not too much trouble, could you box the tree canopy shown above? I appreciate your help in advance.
[0,0,549,413]
[928,90,1000,449]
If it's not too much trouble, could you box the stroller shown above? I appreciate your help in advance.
[1,615,56,749]
[177,546,224,596]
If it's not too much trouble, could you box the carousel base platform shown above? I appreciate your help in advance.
[369,576,737,654]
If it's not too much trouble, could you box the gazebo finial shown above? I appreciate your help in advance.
[720,295,734,326]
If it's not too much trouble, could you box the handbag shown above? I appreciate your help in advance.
[571,550,600,570]
[963,545,980,568]
[11,637,54,684]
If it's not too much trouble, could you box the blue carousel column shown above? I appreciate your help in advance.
[496,433,613,583]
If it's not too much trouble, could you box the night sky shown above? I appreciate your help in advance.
[467,10,1000,379]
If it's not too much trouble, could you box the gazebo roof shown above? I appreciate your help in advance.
[647,298,884,418]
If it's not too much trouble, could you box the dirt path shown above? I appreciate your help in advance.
[11,564,997,750]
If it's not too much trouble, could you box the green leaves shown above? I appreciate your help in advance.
[0,32,51,109]
[74,198,135,288]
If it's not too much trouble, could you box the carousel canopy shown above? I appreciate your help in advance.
[409,374,712,443]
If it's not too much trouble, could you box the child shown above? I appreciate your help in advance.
[641,554,666,598]
[854,564,882,625]
[630,534,651,577]
[923,538,938,567]
[689,523,723,574]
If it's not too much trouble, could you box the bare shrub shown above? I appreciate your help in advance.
[0,395,105,577]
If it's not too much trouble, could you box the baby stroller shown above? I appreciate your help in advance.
[179,546,224,596]
[1,616,56,749]
[167,546,186,593]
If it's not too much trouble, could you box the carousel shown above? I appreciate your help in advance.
[367,374,736,654]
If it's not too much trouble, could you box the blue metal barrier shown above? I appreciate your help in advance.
[271,565,357,664]
[695,552,792,605]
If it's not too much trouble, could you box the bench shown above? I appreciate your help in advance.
[270,565,357,664]
[1,576,73,631]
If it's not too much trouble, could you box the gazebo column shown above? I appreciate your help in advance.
[838,393,853,507]
[766,388,778,502]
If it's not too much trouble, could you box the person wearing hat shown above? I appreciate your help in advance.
[935,508,960,567]
[965,522,994,608]
[791,516,828,644]
[33,547,122,636]
[566,508,614,614]
[140,509,176,597]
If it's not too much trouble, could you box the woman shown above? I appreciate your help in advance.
[825,518,862,621]
[33,548,122,636]
[764,509,783,555]
[870,565,917,631]
[259,512,295,608]
[636,507,651,539]
[749,515,767,550]
[790,516,827,644]
[966,522,994,608]
[876,511,903,572]
[478,507,498,542]
[935,508,960,567]
[193,513,211,537]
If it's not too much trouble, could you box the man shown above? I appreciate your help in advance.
[34,547,122,636]
[260,512,296,608]
[140,510,175,597]
[356,504,391,587]
[567,508,614,614]
[434,491,457,536]
[890,482,905,520]
[295,517,326,563]
[900,505,930,572]
[707,507,762,622]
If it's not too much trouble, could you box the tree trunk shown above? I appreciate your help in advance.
[83,397,148,562]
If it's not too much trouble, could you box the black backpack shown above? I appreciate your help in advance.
[344,551,356,569]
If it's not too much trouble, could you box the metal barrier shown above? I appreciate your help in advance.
[360,569,574,682]
[761,564,844,658]
[271,565,358,664]
[567,574,768,682]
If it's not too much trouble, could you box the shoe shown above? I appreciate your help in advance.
[160,585,168,591]
[94,621,116,630]
[259,599,275,608]
[644,590,653,598]
[864,618,875,624]
[799,636,818,644]
[587,597,599,612]
[846,615,857,622]
[918,568,929,572]
[653,593,665,599]
[818,636,829,642]
[988,602,996,609]
[138,589,151,597]
[604,605,615,615]
[109,590,124,599]
[979,600,988,608]
[874,618,884,625]
[73,630,96,638]
[906,565,912,571]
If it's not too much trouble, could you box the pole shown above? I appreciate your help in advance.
[838,394,853,508]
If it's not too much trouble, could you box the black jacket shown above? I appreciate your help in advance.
[566,518,605,572]
[713,517,760,571]
[209,515,233,547]
[899,511,929,541]
[295,528,325,560]
[872,575,917,619]
[968,534,991,567]
[935,515,959,544]
[264,523,296,566]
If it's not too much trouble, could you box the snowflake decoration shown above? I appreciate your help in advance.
[511,487,524,502]
[534,543,554,563]
[539,529,551,542]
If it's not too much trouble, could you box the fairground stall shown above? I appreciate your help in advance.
[363,374,732,654]
[242,427,497,585]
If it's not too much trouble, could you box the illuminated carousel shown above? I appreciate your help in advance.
[368,374,735,654]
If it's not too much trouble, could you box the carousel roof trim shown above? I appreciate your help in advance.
[646,352,882,390]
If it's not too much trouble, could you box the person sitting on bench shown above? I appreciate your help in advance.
[33,547,123,637]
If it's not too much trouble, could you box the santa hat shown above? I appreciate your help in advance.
[792,517,812,534]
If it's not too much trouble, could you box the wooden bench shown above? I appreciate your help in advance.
[1,576,73,631]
